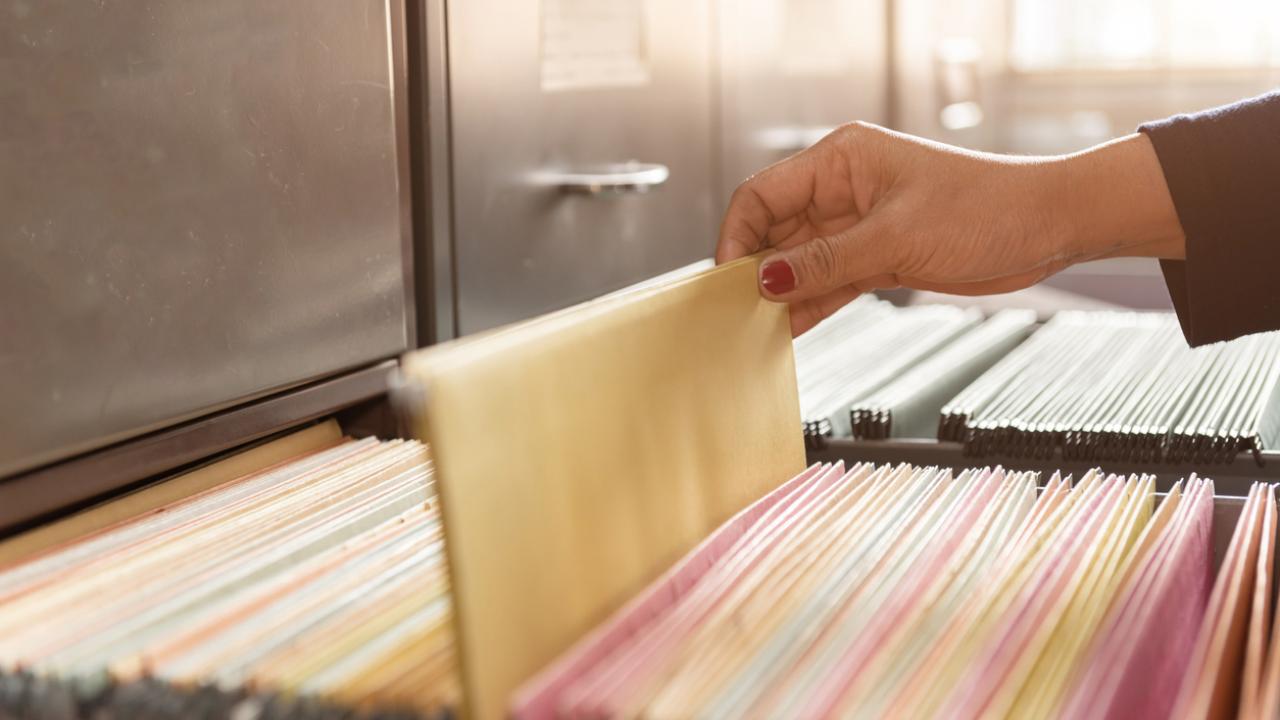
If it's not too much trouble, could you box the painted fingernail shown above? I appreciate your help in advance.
[760,259,796,295]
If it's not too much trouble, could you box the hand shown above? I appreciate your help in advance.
[716,122,1186,336]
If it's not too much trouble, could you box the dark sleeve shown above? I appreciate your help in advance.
[1138,90,1280,347]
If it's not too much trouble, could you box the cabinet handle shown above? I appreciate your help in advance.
[532,162,669,195]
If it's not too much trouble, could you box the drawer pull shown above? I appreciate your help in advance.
[534,162,670,195]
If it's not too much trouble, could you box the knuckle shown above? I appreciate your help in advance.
[833,120,877,146]
[802,235,844,286]
[727,182,758,216]
[817,123,859,155]
[837,120,890,160]
[729,180,776,227]
[839,120,866,137]
[728,179,754,205]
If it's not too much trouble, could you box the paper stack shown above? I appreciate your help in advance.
[0,434,455,719]
[512,462,1280,720]
[1169,482,1278,720]
[794,297,981,440]
[849,309,1036,440]
[939,312,1280,463]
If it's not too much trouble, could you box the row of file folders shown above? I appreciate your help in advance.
[0,423,455,720]
[3,256,1278,720]
[797,298,1280,464]
[517,463,1280,720]
[4,426,1280,719]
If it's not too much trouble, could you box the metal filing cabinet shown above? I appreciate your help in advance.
[444,0,717,334]
[0,1,413,477]
[717,0,888,202]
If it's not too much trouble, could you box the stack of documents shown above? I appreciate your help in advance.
[0,436,454,719]
[795,297,981,441]
[512,461,1280,720]
[1171,482,1278,719]
[849,309,1036,440]
[939,312,1280,463]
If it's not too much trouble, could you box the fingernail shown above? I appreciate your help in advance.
[760,259,796,295]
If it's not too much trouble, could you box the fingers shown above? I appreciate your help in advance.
[778,256,1068,338]
[758,217,896,302]
[788,286,863,337]
[892,259,1072,296]
[715,152,820,264]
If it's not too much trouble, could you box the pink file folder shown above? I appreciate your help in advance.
[1060,480,1214,720]
[509,462,838,720]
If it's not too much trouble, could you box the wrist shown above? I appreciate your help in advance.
[1046,133,1186,262]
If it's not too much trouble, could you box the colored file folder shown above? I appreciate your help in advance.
[513,464,1275,720]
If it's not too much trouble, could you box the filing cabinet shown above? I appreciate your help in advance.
[0,1,413,478]
[445,0,717,334]
[717,0,889,202]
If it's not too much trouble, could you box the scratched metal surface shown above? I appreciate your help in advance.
[0,1,411,477]
[446,0,717,334]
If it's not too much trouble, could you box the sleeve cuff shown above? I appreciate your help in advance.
[1140,90,1280,347]
[1158,259,1193,343]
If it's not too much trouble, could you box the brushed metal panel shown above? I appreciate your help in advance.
[447,0,716,335]
[0,362,397,535]
[717,0,889,203]
[0,1,410,477]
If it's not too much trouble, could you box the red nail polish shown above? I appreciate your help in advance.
[761,260,796,295]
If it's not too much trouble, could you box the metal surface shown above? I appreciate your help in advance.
[446,0,717,334]
[388,1,418,351]
[0,361,397,536]
[0,1,413,476]
[716,0,889,203]
[533,162,670,195]
[408,0,458,345]
[809,438,1280,497]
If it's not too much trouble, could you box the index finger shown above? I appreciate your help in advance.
[715,150,820,264]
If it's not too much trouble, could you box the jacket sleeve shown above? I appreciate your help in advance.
[1139,90,1280,347]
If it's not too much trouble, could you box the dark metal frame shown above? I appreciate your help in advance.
[0,361,398,537]
[407,0,458,345]
[391,0,420,350]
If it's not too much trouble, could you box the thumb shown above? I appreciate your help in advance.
[758,223,892,301]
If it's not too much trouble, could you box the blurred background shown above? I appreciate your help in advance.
[3,0,1279,485]
[432,0,1280,334]
[725,0,1280,312]
[4,5,1280,713]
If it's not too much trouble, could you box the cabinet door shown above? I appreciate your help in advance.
[0,1,410,476]
[718,0,888,202]
[448,0,716,334]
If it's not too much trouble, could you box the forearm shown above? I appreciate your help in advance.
[717,96,1278,340]
[1045,133,1186,263]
